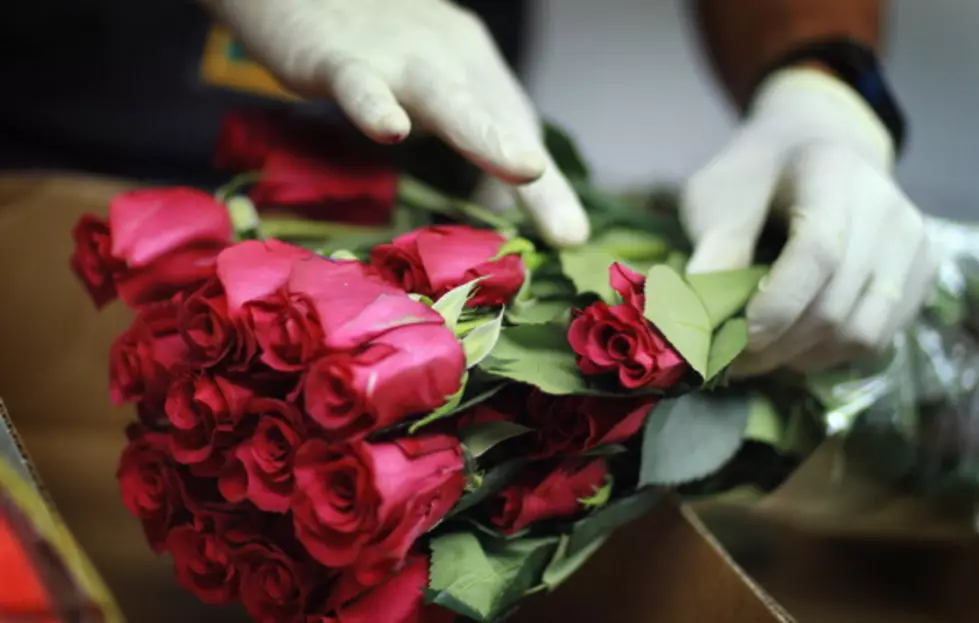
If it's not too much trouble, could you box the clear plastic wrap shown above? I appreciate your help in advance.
[805,217,979,505]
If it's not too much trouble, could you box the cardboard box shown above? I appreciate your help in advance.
[0,173,977,622]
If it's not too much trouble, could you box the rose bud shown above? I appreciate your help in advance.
[164,373,253,472]
[568,300,688,390]
[490,459,609,534]
[219,399,306,513]
[116,426,187,553]
[109,299,186,406]
[166,524,240,606]
[236,538,314,623]
[302,322,465,439]
[292,436,465,584]
[178,278,253,368]
[525,391,656,458]
[71,187,233,309]
[370,225,526,307]
[315,554,455,623]
[569,261,688,390]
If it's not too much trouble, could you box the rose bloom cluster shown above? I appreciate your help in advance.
[70,184,688,622]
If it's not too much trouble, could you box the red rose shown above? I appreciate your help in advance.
[292,436,465,584]
[70,215,125,308]
[167,524,241,606]
[219,399,306,513]
[525,391,655,458]
[165,373,253,470]
[302,323,465,438]
[178,279,253,368]
[236,539,314,623]
[250,150,398,226]
[109,299,186,405]
[243,290,326,372]
[117,426,187,553]
[568,300,687,390]
[71,188,233,309]
[316,555,454,623]
[569,261,687,390]
[370,225,526,307]
[490,459,608,534]
[609,262,646,307]
[214,109,282,172]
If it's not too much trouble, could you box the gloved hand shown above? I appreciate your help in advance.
[681,67,937,376]
[201,0,589,247]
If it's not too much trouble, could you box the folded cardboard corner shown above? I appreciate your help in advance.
[1,173,978,623]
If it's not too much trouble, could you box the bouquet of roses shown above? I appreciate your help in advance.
[67,123,788,623]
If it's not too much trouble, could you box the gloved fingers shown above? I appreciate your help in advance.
[331,61,412,143]
[681,142,780,274]
[513,156,590,247]
[470,151,589,247]
[786,215,936,374]
[398,62,547,185]
[732,195,880,377]
[744,204,842,354]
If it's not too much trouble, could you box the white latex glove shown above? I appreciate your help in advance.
[682,68,937,376]
[202,0,589,247]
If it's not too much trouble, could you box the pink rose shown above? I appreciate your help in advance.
[291,436,465,584]
[167,524,241,606]
[177,278,254,368]
[302,323,465,438]
[71,188,233,309]
[370,225,526,307]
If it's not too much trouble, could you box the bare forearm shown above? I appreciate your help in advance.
[694,0,883,109]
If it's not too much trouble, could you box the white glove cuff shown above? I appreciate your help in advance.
[750,68,896,170]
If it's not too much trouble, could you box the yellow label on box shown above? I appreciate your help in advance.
[200,25,298,101]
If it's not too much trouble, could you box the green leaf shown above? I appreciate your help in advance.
[559,247,619,303]
[328,249,359,261]
[460,421,532,458]
[427,532,559,621]
[506,299,569,326]
[642,265,711,376]
[591,228,670,262]
[226,195,260,237]
[409,373,469,434]
[479,324,586,395]
[463,311,505,367]
[743,394,784,447]
[686,266,767,329]
[432,279,484,328]
[452,459,527,516]
[544,123,590,181]
[578,475,613,508]
[639,393,751,486]
[705,318,748,381]
[494,237,536,260]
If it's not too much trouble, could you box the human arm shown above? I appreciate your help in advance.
[681,0,936,375]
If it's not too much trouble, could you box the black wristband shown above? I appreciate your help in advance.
[758,38,907,155]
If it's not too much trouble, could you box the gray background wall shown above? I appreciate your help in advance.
[524,0,979,219]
